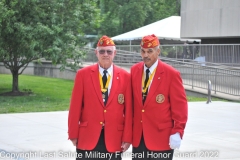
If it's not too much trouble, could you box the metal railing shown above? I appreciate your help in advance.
[116,44,240,66]
[170,61,240,96]
[83,47,240,96]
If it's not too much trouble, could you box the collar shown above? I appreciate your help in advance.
[144,60,158,74]
[99,64,113,77]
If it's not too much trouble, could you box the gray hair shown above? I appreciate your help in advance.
[154,45,160,49]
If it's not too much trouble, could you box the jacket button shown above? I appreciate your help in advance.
[142,109,145,112]
[100,122,103,125]
[141,120,142,123]
[104,110,107,113]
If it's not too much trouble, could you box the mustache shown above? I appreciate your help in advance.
[143,57,151,61]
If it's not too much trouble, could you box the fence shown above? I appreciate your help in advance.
[115,44,240,66]
[170,61,240,96]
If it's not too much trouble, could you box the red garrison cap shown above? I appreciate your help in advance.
[140,34,160,48]
[97,35,115,46]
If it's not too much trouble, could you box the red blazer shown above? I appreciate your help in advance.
[131,60,188,151]
[68,64,132,152]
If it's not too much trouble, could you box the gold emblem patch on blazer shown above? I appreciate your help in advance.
[156,94,165,103]
[118,94,124,104]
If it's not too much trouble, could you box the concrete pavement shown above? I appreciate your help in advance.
[0,101,240,160]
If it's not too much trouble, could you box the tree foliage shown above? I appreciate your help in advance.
[144,0,180,25]
[97,0,180,36]
[0,0,99,93]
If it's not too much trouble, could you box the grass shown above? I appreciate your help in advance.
[0,74,227,114]
[187,96,224,102]
[0,74,73,114]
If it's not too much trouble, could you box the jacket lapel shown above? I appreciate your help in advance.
[106,65,119,106]
[91,64,105,107]
[144,60,164,106]
[135,63,144,106]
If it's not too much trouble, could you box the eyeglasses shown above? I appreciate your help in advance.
[98,50,113,55]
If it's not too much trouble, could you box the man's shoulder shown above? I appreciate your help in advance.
[114,65,130,76]
[159,60,179,74]
[77,64,97,74]
[131,62,143,70]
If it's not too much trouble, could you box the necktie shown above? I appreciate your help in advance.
[102,70,108,87]
[102,70,108,105]
[143,69,150,104]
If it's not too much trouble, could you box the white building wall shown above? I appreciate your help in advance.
[181,0,240,39]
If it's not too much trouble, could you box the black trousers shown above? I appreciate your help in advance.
[76,129,122,160]
[132,136,174,160]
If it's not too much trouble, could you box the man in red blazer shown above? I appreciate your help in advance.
[131,34,188,160]
[68,35,132,160]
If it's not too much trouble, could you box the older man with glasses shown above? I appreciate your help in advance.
[68,35,132,160]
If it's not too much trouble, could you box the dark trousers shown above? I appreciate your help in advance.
[76,129,122,160]
[132,136,174,160]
